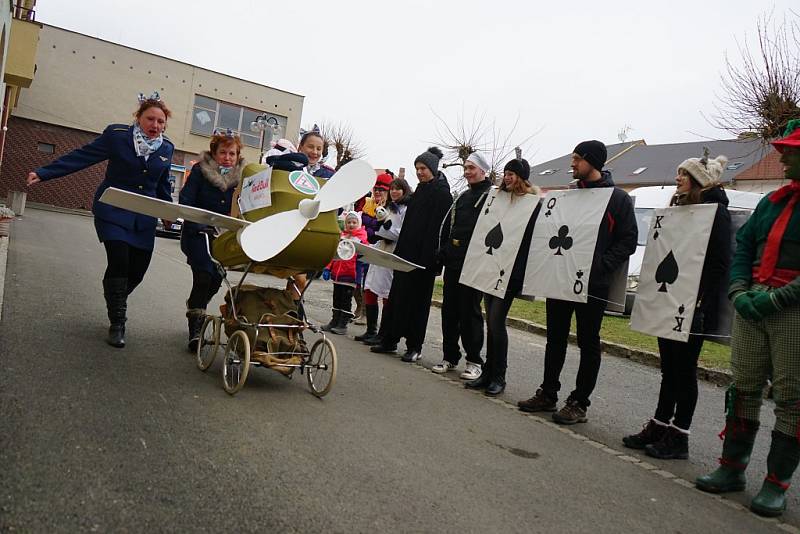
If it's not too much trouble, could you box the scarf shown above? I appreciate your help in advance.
[757,180,800,283]
[132,124,163,160]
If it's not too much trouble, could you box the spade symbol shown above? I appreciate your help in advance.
[548,225,573,255]
[655,250,679,292]
[485,223,504,255]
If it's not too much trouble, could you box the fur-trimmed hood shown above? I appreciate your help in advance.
[199,151,244,191]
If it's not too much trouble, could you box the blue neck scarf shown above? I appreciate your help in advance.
[133,124,163,160]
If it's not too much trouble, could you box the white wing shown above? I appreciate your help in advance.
[353,242,422,272]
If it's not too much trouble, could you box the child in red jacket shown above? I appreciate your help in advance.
[322,211,368,334]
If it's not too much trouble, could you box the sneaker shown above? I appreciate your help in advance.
[432,361,456,374]
[645,426,689,460]
[401,350,422,363]
[517,389,557,413]
[552,399,588,425]
[623,419,668,450]
[460,362,482,380]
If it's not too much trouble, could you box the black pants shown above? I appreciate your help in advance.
[484,280,522,382]
[332,284,354,317]
[541,288,608,407]
[385,268,437,352]
[102,240,153,295]
[654,334,704,430]
[187,267,223,310]
[441,265,484,365]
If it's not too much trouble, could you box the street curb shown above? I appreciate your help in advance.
[430,298,732,387]
[26,202,93,218]
[0,235,8,324]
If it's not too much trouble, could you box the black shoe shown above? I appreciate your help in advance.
[485,381,506,396]
[361,334,382,345]
[401,350,422,363]
[322,310,339,332]
[623,419,668,450]
[355,304,378,341]
[645,426,689,460]
[465,373,492,390]
[107,324,125,348]
[186,309,205,353]
[370,343,397,354]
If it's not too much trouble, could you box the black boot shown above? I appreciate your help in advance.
[355,304,379,341]
[322,310,340,332]
[645,425,689,460]
[330,309,350,335]
[186,308,206,353]
[103,277,128,348]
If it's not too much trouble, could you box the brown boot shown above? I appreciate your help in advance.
[517,389,557,413]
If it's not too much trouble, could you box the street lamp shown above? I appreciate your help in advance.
[250,115,282,164]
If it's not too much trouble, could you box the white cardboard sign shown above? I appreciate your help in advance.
[238,168,273,214]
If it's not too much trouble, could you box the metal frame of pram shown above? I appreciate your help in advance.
[193,232,337,397]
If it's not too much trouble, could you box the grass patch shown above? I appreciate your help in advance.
[433,280,731,370]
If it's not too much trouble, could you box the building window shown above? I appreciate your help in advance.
[37,142,55,154]
[190,95,287,149]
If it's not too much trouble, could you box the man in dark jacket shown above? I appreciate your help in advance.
[432,152,492,379]
[371,147,453,362]
[518,140,637,424]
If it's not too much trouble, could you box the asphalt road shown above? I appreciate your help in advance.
[0,208,793,533]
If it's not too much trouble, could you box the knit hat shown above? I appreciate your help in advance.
[466,151,490,173]
[573,140,607,171]
[678,151,729,188]
[414,146,444,175]
[772,119,800,154]
[344,211,361,222]
[503,158,531,182]
[373,172,392,191]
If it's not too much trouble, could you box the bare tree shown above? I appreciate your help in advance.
[317,120,366,170]
[708,11,800,142]
[431,108,540,190]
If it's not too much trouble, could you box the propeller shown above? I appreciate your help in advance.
[239,159,375,262]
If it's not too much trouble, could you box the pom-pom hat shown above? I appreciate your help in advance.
[678,148,728,188]
[414,146,444,175]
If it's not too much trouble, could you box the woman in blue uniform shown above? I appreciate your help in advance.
[26,94,175,349]
[179,130,244,352]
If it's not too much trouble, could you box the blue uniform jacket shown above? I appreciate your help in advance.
[179,163,236,273]
[36,123,175,250]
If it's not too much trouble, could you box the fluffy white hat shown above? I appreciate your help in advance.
[678,153,729,188]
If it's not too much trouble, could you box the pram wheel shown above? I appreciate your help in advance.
[196,316,220,371]
[306,338,337,397]
[222,329,251,395]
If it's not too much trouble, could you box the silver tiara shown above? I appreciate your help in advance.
[213,127,237,139]
[137,91,161,104]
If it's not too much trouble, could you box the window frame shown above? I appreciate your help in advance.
[190,95,288,149]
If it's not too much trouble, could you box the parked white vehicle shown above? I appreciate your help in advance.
[623,186,764,315]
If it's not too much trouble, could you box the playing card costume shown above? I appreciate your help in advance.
[624,153,731,460]
[518,140,637,423]
[180,146,244,352]
[371,147,453,360]
[33,97,175,349]
[697,121,800,517]
[438,155,492,374]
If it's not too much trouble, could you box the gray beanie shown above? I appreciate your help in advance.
[414,146,444,175]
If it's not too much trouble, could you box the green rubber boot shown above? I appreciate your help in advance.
[696,417,759,493]
[750,431,800,517]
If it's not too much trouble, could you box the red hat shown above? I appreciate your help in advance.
[373,172,392,191]
[772,119,800,153]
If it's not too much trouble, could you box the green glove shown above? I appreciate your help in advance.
[749,290,782,319]
[733,292,763,321]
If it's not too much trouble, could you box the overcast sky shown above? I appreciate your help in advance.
[37,0,798,175]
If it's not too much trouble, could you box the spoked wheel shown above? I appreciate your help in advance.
[196,316,220,371]
[306,337,337,397]
[222,330,251,395]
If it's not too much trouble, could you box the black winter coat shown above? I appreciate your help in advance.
[440,179,492,269]
[577,171,638,291]
[692,186,732,333]
[393,172,454,270]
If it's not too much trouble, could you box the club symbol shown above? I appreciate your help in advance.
[544,197,557,217]
[549,225,573,255]
[573,270,584,295]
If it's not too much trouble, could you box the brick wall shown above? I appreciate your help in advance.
[0,117,190,210]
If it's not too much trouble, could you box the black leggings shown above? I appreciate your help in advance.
[187,268,224,310]
[484,280,522,381]
[654,334,704,430]
[102,240,153,295]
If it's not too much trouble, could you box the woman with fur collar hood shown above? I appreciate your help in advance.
[179,130,245,352]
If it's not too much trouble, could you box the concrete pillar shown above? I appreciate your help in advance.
[6,190,26,216]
